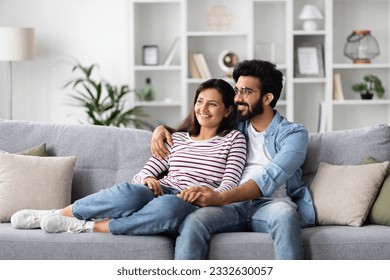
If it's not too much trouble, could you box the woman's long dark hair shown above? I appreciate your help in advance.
[175,78,237,137]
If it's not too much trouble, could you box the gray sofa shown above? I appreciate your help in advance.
[0,119,389,260]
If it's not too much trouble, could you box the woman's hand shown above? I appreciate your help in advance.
[151,125,173,159]
[144,177,163,196]
[179,187,203,204]
[179,186,225,207]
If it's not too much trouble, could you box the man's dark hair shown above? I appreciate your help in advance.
[232,60,283,108]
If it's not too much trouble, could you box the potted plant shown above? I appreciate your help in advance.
[351,74,385,100]
[63,59,147,128]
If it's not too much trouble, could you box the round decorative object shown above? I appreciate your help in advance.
[205,5,232,31]
[344,30,380,63]
[218,50,238,78]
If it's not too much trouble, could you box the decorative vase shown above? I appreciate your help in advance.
[205,5,232,31]
[344,30,380,64]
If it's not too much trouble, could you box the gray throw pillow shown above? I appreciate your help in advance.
[310,161,389,227]
[0,153,76,222]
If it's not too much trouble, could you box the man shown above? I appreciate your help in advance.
[151,60,315,259]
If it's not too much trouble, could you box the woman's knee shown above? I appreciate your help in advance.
[153,195,196,219]
[114,183,154,208]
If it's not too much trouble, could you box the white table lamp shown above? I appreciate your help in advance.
[0,27,35,119]
[299,5,323,31]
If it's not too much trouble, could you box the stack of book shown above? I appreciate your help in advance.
[188,52,211,79]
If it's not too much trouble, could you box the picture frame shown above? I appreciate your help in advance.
[143,45,159,65]
[294,44,324,77]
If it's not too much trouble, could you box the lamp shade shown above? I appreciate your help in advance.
[0,27,35,61]
[299,5,323,20]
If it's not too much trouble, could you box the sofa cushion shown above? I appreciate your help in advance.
[0,223,173,260]
[0,143,47,157]
[0,153,76,222]
[310,161,389,227]
[0,120,153,202]
[369,174,390,226]
[302,225,390,259]
[17,143,48,156]
[362,157,390,226]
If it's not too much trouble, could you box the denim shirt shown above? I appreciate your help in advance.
[237,111,315,227]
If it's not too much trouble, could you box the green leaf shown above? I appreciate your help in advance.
[62,60,148,128]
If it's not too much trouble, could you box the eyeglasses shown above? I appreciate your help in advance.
[233,86,260,98]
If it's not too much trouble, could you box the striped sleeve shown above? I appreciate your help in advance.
[131,143,171,184]
[214,130,247,192]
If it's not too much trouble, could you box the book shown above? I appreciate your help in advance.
[194,53,211,79]
[188,52,201,78]
[333,72,344,101]
[163,37,180,66]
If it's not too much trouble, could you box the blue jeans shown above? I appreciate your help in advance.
[175,199,302,260]
[72,182,198,235]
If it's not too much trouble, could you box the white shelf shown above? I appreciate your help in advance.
[132,0,180,3]
[293,77,327,84]
[186,31,248,37]
[135,101,182,107]
[293,30,326,36]
[254,0,287,2]
[277,100,287,106]
[129,0,390,131]
[333,64,390,70]
[276,64,287,70]
[333,100,390,106]
[134,65,181,71]
[329,0,390,131]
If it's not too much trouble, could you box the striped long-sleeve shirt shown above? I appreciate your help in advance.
[132,129,247,192]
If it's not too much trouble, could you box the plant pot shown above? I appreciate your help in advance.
[360,92,374,100]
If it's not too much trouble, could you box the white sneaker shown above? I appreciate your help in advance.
[40,214,94,234]
[11,209,57,229]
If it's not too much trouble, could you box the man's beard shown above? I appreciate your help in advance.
[237,100,264,121]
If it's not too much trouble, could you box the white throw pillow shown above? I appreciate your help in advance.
[310,161,389,227]
[0,153,76,222]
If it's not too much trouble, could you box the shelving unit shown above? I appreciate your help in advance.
[129,0,185,127]
[329,0,390,131]
[253,0,291,123]
[128,0,390,132]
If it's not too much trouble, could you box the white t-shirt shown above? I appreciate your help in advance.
[239,123,288,200]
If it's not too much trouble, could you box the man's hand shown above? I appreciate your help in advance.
[144,177,163,196]
[179,180,262,207]
[178,186,227,207]
[151,125,173,159]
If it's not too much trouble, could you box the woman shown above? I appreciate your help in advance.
[11,78,247,236]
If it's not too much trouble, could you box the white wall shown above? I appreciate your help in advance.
[0,0,128,124]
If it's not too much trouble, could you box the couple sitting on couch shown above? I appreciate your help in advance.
[11,59,315,260]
